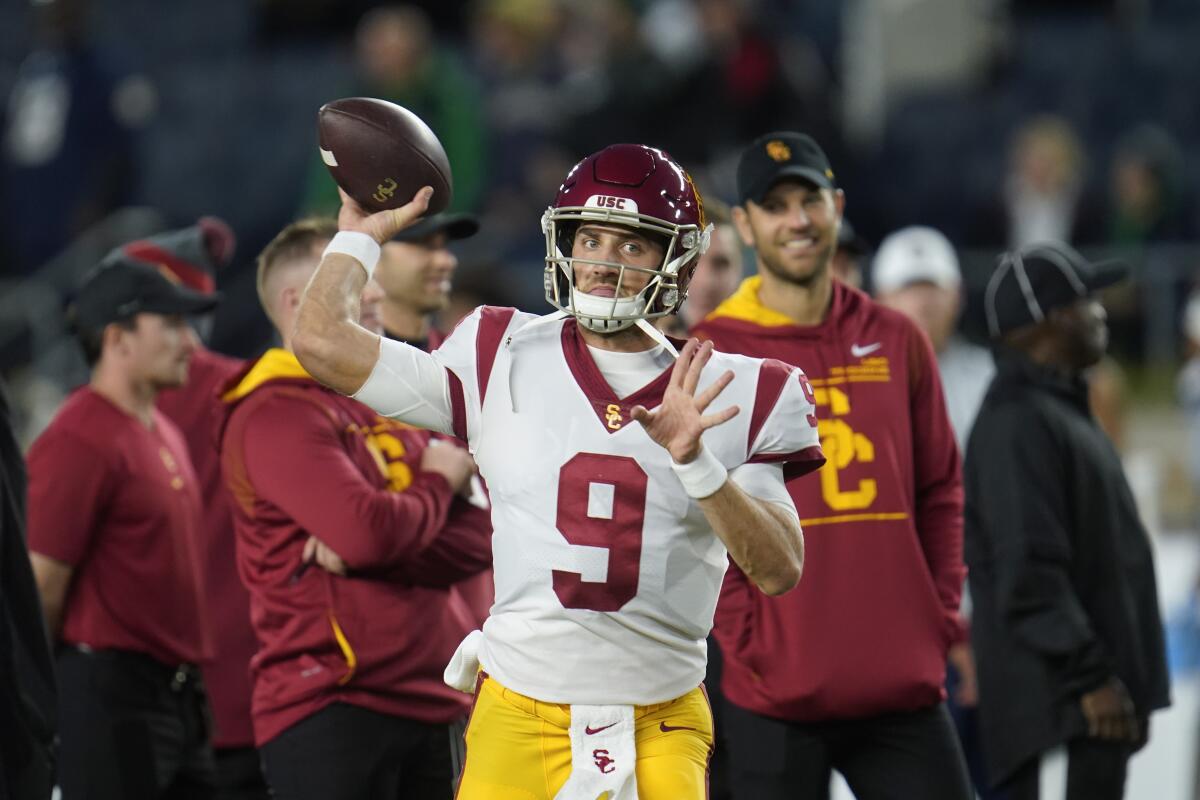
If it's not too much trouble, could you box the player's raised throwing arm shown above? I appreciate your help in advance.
[293,187,432,394]
[294,188,458,434]
[631,339,805,596]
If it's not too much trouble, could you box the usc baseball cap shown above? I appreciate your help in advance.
[984,241,1127,338]
[71,259,221,331]
[872,226,961,294]
[737,131,836,205]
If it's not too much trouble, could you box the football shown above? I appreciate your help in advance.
[317,97,453,215]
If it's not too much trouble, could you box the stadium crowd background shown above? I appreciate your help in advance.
[2,0,1200,795]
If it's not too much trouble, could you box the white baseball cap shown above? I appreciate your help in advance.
[872,226,961,294]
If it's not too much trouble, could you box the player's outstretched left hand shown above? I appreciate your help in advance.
[631,338,739,464]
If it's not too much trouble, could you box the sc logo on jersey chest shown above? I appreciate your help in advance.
[605,404,623,430]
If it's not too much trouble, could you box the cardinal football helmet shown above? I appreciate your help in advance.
[542,144,712,332]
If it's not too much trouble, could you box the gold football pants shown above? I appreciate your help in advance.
[455,675,713,800]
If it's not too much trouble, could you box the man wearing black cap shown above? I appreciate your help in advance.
[27,259,220,798]
[692,131,972,799]
[375,212,478,347]
[963,241,1170,799]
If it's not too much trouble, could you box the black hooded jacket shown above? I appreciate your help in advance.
[963,348,1170,786]
[0,378,56,798]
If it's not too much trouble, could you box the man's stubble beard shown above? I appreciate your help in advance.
[759,241,835,289]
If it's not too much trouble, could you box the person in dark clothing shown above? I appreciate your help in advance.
[963,240,1171,800]
[0,375,56,800]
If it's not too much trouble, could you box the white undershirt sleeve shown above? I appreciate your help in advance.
[728,462,800,524]
[352,336,455,435]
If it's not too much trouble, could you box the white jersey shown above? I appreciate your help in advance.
[355,307,823,705]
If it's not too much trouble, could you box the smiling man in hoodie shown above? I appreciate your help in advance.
[692,132,971,800]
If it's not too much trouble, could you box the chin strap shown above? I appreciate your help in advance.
[634,318,679,357]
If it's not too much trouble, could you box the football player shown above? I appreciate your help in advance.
[292,144,825,800]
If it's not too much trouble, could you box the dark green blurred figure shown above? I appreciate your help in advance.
[302,5,486,216]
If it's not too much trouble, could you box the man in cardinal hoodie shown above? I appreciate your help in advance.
[692,132,972,799]
[218,218,491,799]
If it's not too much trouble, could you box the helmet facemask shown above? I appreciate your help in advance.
[542,204,711,333]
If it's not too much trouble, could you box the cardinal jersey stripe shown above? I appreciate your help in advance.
[475,306,515,405]
[748,358,795,451]
[446,368,467,442]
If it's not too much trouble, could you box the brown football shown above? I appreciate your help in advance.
[317,97,453,215]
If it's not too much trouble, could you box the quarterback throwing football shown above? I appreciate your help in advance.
[292,144,824,800]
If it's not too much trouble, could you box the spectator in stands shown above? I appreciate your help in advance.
[553,0,674,157]
[873,226,994,450]
[872,225,997,797]
[302,5,485,216]
[680,199,742,329]
[142,219,270,800]
[654,0,832,166]
[967,115,1103,250]
[2,0,150,274]
[219,219,491,799]
[466,0,563,203]
[964,241,1170,800]
[1107,124,1194,246]
[0,374,56,800]
[27,256,220,798]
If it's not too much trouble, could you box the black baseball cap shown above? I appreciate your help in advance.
[392,212,479,244]
[984,241,1127,338]
[71,259,222,331]
[737,131,836,205]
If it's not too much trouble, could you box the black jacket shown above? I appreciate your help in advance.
[0,378,56,799]
[963,349,1170,786]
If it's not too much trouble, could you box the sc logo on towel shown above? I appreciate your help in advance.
[592,749,616,774]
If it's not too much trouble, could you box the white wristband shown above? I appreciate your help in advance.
[323,231,381,279]
[670,446,728,499]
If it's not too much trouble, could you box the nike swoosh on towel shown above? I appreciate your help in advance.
[585,723,617,735]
